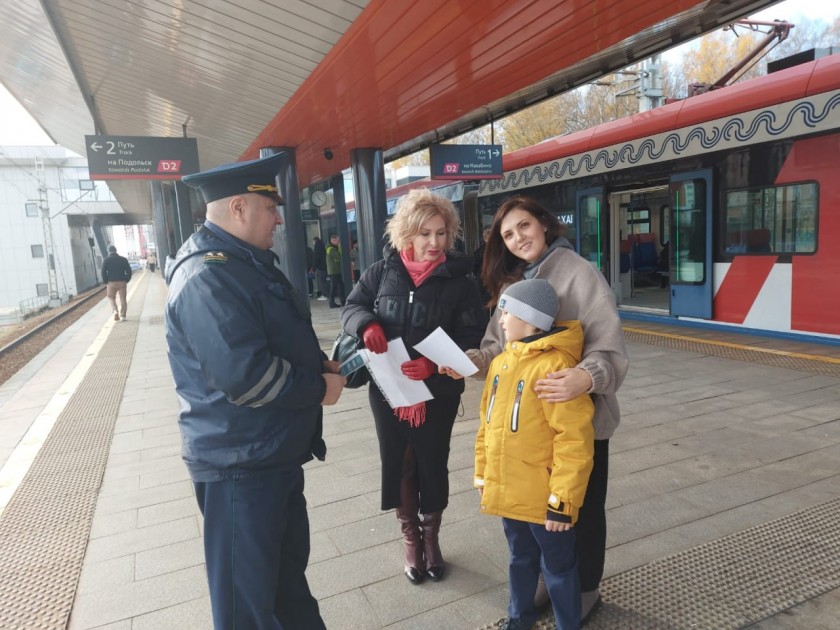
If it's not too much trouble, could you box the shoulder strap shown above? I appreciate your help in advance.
[372,264,389,316]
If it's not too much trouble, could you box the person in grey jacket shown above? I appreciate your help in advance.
[466,195,629,623]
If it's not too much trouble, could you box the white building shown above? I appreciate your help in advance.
[0,145,124,318]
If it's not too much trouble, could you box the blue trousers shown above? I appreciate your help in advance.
[503,518,581,630]
[194,467,325,630]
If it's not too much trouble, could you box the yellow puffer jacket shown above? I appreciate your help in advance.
[475,321,595,526]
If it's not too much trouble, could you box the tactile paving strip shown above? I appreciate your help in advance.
[478,497,840,629]
[623,328,840,378]
[0,282,146,629]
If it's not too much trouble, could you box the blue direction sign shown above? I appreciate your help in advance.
[429,144,503,180]
[84,135,199,180]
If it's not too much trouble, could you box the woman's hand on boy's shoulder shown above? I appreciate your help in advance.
[534,367,592,402]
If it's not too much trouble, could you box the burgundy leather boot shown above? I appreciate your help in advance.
[421,511,445,581]
[395,470,424,584]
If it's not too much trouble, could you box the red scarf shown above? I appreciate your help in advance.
[400,249,446,287]
[395,249,446,426]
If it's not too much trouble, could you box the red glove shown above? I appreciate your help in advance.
[401,357,436,381]
[362,321,388,354]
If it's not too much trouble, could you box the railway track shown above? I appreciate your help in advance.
[0,287,106,387]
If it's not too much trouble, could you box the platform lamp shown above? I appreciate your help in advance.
[88,236,98,285]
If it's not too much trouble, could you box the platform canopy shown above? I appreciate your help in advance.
[0,0,782,220]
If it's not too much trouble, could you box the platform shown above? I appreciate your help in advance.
[0,271,838,629]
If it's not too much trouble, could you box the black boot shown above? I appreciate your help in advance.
[395,463,424,584]
[421,511,445,581]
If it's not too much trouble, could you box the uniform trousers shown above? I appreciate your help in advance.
[193,466,325,630]
[577,439,609,592]
[503,518,580,630]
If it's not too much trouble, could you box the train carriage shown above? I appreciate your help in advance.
[476,53,840,341]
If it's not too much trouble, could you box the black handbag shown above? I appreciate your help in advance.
[330,267,389,389]
[330,330,370,389]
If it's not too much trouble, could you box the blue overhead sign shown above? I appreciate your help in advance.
[429,144,503,180]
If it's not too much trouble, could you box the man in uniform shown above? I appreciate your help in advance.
[165,153,345,629]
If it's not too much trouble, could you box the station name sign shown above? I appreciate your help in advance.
[429,144,503,180]
[84,135,200,180]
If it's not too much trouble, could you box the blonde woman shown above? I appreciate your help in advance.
[341,189,487,584]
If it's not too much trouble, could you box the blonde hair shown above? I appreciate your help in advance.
[385,188,462,251]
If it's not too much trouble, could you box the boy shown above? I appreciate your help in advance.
[475,278,595,630]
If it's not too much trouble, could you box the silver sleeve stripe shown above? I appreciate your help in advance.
[232,357,278,405]
[246,358,292,407]
[231,356,287,407]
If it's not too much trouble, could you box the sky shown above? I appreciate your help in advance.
[0,0,837,147]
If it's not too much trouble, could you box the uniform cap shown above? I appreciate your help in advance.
[181,153,285,204]
[498,278,559,332]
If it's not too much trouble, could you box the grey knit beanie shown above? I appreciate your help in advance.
[498,279,559,332]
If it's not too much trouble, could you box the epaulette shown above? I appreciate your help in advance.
[203,251,229,265]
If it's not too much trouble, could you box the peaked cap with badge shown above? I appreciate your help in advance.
[182,153,285,205]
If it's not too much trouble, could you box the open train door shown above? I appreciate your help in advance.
[669,170,713,318]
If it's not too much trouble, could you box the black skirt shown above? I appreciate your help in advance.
[368,387,460,513]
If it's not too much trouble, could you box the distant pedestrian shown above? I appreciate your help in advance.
[326,233,345,308]
[312,236,328,300]
[350,241,360,283]
[101,245,132,321]
[305,244,315,297]
[147,251,157,273]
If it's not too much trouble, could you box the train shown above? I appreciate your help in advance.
[339,51,840,342]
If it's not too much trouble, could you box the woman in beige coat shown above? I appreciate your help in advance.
[467,195,629,622]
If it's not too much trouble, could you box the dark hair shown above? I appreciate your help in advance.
[481,196,563,305]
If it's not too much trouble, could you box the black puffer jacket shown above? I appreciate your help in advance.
[341,247,488,398]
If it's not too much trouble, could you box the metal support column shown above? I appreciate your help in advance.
[174,180,195,246]
[350,148,388,269]
[149,180,173,275]
[260,147,308,310]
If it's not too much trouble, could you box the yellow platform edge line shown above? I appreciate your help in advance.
[622,326,840,365]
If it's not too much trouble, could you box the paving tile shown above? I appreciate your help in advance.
[75,555,136,596]
[85,516,199,563]
[69,565,208,629]
[131,596,213,630]
[319,588,381,630]
[135,537,204,580]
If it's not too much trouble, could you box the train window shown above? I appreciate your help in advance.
[724,182,817,255]
[670,179,707,284]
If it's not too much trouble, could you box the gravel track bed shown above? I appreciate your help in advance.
[0,290,106,387]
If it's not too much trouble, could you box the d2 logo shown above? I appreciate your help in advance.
[157,160,182,173]
[443,163,459,174]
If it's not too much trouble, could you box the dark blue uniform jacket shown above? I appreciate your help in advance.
[165,223,327,481]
